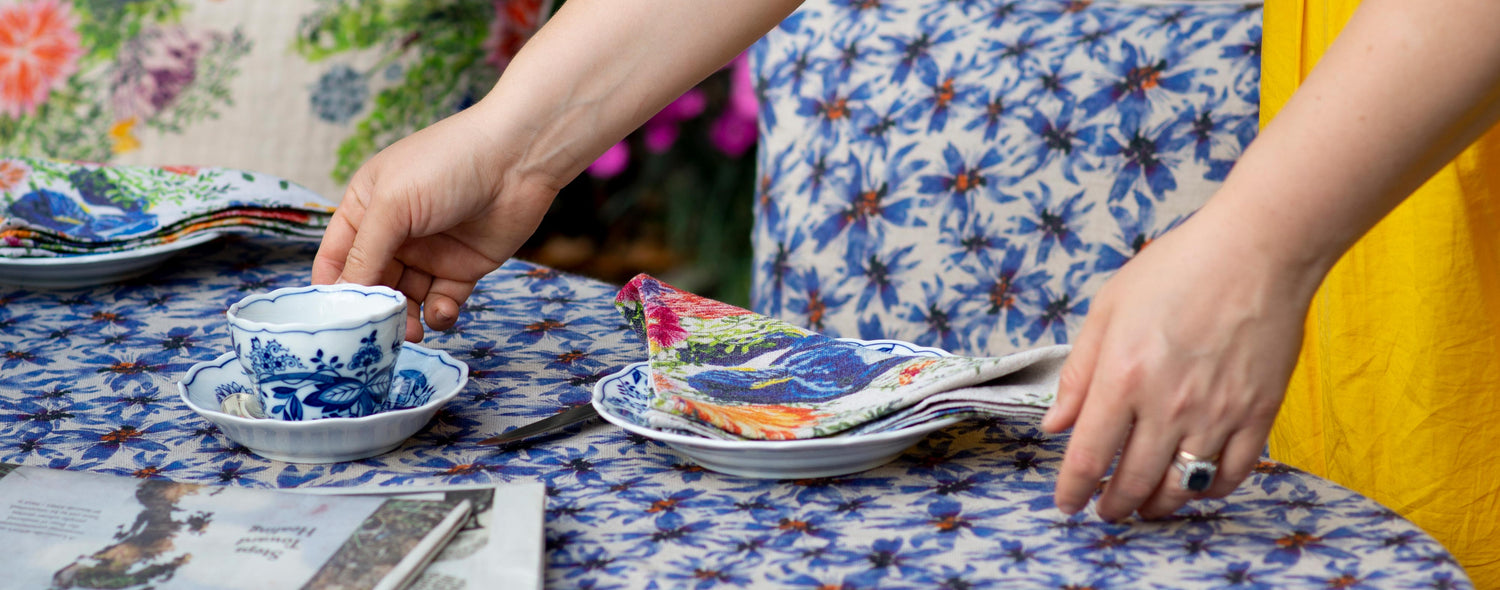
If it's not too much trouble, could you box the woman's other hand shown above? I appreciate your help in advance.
[1040,209,1316,521]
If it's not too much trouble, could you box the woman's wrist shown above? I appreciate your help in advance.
[1180,182,1338,307]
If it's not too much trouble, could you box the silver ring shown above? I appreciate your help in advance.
[1173,450,1219,492]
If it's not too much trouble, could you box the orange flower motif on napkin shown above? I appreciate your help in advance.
[0,0,82,118]
[897,359,938,386]
[670,397,826,440]
[0,159,28,193]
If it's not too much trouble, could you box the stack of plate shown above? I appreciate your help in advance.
[0,158,336,288]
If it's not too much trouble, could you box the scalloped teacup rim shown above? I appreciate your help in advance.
[226,283,406,332]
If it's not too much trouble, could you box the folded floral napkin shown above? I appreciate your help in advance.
[614,274,1070,441]
[0,158,335,257]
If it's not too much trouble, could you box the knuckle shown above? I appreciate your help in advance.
[1109,473,1159,503]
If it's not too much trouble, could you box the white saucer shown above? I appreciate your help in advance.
[591,339,961,479]
[177,343,468,463]
[0,233,219,289]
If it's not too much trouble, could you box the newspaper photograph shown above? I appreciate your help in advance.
[293,481,546,590]
[0,465,470,590]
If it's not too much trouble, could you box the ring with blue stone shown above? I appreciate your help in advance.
[1174,450,1219,492]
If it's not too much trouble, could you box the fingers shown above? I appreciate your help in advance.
[1043,308,1108,434]
[1205,423,1273,499]
[395,268,434,343]
[312,209,358,285]
[1134,436,1226,520]
[339,193,409,287]
[1053,381,1133,515]
[424,277,477,332]
[1096,425,1192,521]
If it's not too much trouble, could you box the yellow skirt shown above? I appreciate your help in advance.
[1264,2,1500,586]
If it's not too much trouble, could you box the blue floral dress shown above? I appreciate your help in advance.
[749,0,1262,356]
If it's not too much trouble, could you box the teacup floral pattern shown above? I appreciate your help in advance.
[240,330,399,421]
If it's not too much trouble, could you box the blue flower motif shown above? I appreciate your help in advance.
[984,538,1061,574]
[795,72,874,144]
[813,144,928,256]
[1011,186,1094,265]
[348,330,384,371]
[213,381,250,404]
[880,15,959,85]
[916,143,1009,221]
[1022,263,1091,344]
[1095,116,1189,203]
[1079,41,1200,131]
[899,278,965,352]
[1018,102,1100,183]
[309,64,368,123]
[843,239,918,314]
[839,537,944,583]
[657,555,756,589]
[905,52,985,133]
[245,337,304,376]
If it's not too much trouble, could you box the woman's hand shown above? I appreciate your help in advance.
[309,0,804,342]
[1040,209,1318,521]
[311,105,562,342]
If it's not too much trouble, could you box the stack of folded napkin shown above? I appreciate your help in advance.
[615,275,1070,441]
[0,158,335,257]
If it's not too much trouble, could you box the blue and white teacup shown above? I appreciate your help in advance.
[226,284,406,421]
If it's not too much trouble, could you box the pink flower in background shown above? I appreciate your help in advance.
[642,123,679,154]
[727,53,758,120]
[0,0,81,118]
[643,88,705,153]
[661,88,707,120]
[587,141,630,179]
[709,110,757,157]
[709,53,759,157]
[110,27,212,120]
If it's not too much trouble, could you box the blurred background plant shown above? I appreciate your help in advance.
[297,0,758,306]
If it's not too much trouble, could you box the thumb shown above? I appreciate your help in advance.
[338,195,409,286]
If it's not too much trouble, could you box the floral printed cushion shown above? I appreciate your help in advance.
[0,0,546,200]
[749,0,1262,356]
[615,274,1067,440]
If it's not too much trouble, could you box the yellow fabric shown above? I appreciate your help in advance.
[1264,2,1500,587]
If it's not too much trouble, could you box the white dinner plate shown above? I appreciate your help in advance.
[0,232,220,289]
[591,339,962,479]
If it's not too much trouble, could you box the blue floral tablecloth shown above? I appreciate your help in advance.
[0,238,1473,589]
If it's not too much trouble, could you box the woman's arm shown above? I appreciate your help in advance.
[312,0,802,339]
[1044,0,1500,521]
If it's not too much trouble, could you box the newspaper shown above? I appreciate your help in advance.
[293,482,546,590]
[0,464,475,590]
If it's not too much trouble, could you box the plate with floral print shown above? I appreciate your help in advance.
[592,339,964,479]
